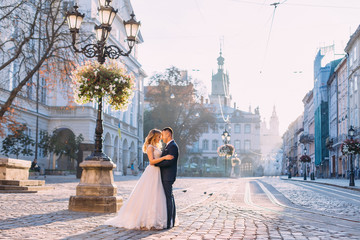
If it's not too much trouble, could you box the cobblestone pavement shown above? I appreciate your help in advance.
[0,176,359,240]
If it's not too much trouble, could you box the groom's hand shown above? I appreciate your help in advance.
[164,155,174,160]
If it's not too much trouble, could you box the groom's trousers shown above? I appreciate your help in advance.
[162,181,176,229]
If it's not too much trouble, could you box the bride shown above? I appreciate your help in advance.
[105,129,174,230]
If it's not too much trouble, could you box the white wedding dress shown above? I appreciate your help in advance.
[105,145,167,230]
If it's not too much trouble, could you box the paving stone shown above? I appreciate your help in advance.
[0,176,359,239]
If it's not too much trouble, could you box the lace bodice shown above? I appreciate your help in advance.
[149,145,162,159]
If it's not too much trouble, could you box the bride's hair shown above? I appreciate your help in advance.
[143,129,162,153]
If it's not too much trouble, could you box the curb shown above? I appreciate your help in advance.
[280,177,360,192]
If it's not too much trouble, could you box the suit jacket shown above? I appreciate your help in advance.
[155,140,179,182]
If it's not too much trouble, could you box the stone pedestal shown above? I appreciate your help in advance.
[0,158,51,193]
[68,160,122,213]
[0,158,30,180]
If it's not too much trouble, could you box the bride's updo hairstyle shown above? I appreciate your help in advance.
[143,129,162,153]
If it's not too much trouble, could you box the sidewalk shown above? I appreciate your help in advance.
[280,175,360,191]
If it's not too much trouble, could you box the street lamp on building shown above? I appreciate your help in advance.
[348,125,355,186]
[66,2,140,161]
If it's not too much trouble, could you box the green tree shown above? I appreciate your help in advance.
[38,130,54,157]
[39,130,84,160]
[1,124,35,159]
[144,66,215,161]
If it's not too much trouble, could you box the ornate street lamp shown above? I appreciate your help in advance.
[66,3,140,64]
[348,125,355,186]
[222,130,230,144]
[221,129,231,176]
[287,156,291,179]
[66,3,140,162]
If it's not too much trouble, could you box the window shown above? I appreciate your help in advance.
[9,60,19,90]
[355,76,358,92]
[27,78,33,99]
[353,46,357,63]
[212,140,218,150]
[193,141,199,151]
[40,78,46,104]
[27,128,32,138]
[130,103,134,126]
[202,140,209,150]
[234,140,241,151]
[203,124,209,133]
[245,124,251,133]
[62,1,74,16]
[212,124,218,133]
[244,140,251,150]
[122,111,127,123]
[235,124,241,133]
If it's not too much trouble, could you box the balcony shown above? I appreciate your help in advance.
[299,133,314,144]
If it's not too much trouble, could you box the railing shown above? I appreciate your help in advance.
[299,133,314,143]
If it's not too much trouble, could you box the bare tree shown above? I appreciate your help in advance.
[0,0,88,134]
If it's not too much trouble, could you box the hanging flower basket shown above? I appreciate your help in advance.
[299,155,311,162]
[231,157,241,166]
[217,144,235,157]
[341,139,360,155]
[70,60,135,111]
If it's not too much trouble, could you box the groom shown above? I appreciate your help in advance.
[155,127,179,229]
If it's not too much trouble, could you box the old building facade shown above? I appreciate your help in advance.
[187,52,262,177]
[0,0,146,175]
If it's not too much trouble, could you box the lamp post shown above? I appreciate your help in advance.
[66,1,140,161]
[221,129,231,176]
[303,146,307,180]
[287,157,291,179]
[66,1,141,213]
[348,125,355,186]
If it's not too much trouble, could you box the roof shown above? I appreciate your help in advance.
[327,57,344,85]
[345,24,360,53]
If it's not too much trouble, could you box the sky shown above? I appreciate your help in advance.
[131,0,360,135]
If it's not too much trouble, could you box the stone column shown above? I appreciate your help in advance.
[68,160,122,213]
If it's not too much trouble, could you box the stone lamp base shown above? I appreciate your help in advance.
[68,160,122,213]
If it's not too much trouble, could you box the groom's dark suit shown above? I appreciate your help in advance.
[155,140,179,229]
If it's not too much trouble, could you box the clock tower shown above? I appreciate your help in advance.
[209,51,231,107]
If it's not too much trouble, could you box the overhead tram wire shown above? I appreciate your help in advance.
[229,0,360,10]
[260,2,279,73]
